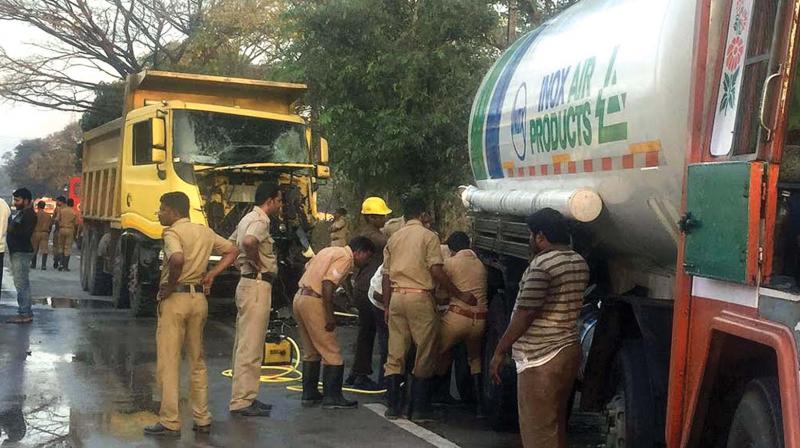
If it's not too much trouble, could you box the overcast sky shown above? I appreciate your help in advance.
[0,22,84,154]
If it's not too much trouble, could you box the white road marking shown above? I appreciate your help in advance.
[364,403,462,448]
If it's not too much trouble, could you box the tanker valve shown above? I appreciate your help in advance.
[678,212,700,234]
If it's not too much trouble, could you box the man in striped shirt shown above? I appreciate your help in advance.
[489,208,589,448]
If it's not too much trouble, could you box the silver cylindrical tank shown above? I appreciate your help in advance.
[467,0,695,277]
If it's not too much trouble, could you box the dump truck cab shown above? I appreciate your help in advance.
[81,71,330,316]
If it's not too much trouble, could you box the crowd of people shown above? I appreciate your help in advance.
[1,182,589,448]
[0,189,81,324]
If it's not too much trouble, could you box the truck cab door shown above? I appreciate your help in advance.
[683,161,764,284]
[120,114,169,239]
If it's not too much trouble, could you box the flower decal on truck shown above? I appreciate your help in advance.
[719,67,740,114]
[718,8,748,115]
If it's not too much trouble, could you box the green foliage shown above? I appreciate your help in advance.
[3,123,81,197]
[80,82,125,132]
[287,0,500,206]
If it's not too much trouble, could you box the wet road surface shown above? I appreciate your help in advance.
[0,259,605,447]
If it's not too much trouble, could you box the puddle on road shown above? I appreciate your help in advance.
[32,297,114,309]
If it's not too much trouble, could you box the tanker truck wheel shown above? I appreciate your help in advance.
[128,244,157,317]
[604,340,656,448]
[482,291,518,431]
[726,377,784,448]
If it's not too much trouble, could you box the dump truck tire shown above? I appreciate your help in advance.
[87,231,111,296]
[129,244,157,317]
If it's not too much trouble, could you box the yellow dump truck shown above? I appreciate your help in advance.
[80,71,330,316]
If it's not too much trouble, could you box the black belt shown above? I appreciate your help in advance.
[242,272,276,283]
[174,284,204,293]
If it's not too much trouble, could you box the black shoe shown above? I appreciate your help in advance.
[302,361,324,407]
[384,375,403,420]
[351,374,382,391]
[431,374,459,406]
[321,365,357,409]
[230,402,271,417]
[62,256,70,271]
[410,376,436,422]
[471,374,486,418]
[192,423,211,434]
[41,255,47,271]
[344,372,357,387]
[143,422,180,437]
[253,399,273,411]
[53,256,59,269]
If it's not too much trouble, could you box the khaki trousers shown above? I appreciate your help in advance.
[229,277,272,411]
[293,293,343,365]
[31,231,49,255]
[517,344,581,448]
[58,228,74,256]
[436,311,485,375]
[384,292,439,378]
[156,291,211,431]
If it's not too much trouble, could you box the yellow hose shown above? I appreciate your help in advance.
[221,334,386,394]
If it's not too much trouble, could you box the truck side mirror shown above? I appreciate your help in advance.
[152,147,166,164]
[319,138,329,164]
[152,117,166,150]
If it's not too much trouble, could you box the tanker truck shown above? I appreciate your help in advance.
[80,71,330,316]
[465,0,800,446]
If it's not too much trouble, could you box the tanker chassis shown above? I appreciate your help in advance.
[465,0,800,447]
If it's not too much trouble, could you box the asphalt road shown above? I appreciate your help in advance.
[0,254,606,447]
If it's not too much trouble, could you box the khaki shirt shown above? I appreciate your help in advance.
[58,207,77,230]
[298,246,354,296]
[34,210,52,233]
[434,244,453,301]
[383,219,443,290]
[230,207,278,275]
[383,217,405,238]
[161,218,234,285]
[329,217,348,247]
[444,249,488,311]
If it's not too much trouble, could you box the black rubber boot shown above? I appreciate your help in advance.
[30,255,36,269]
[41,254,47,271]
[301,361,323,407]
[62,256,70,271]
[53,255,59,269]
[410,377,436,422]
[321,365,357,409]
[471,374,486,418]
[384,375,403,419]
[57,255,64,271]
[431,374,459,406]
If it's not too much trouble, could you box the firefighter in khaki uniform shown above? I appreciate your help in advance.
[433,232,488,415]
[143,192,238,437]
[295,236,376,409]
[228,182,282,417]
[55,198,78,271]
[381,197,477,422]
[30,201,52,270]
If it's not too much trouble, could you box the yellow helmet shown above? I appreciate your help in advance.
[361,197,392,215]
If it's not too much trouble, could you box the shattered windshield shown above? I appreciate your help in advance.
[172,110,309,165]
